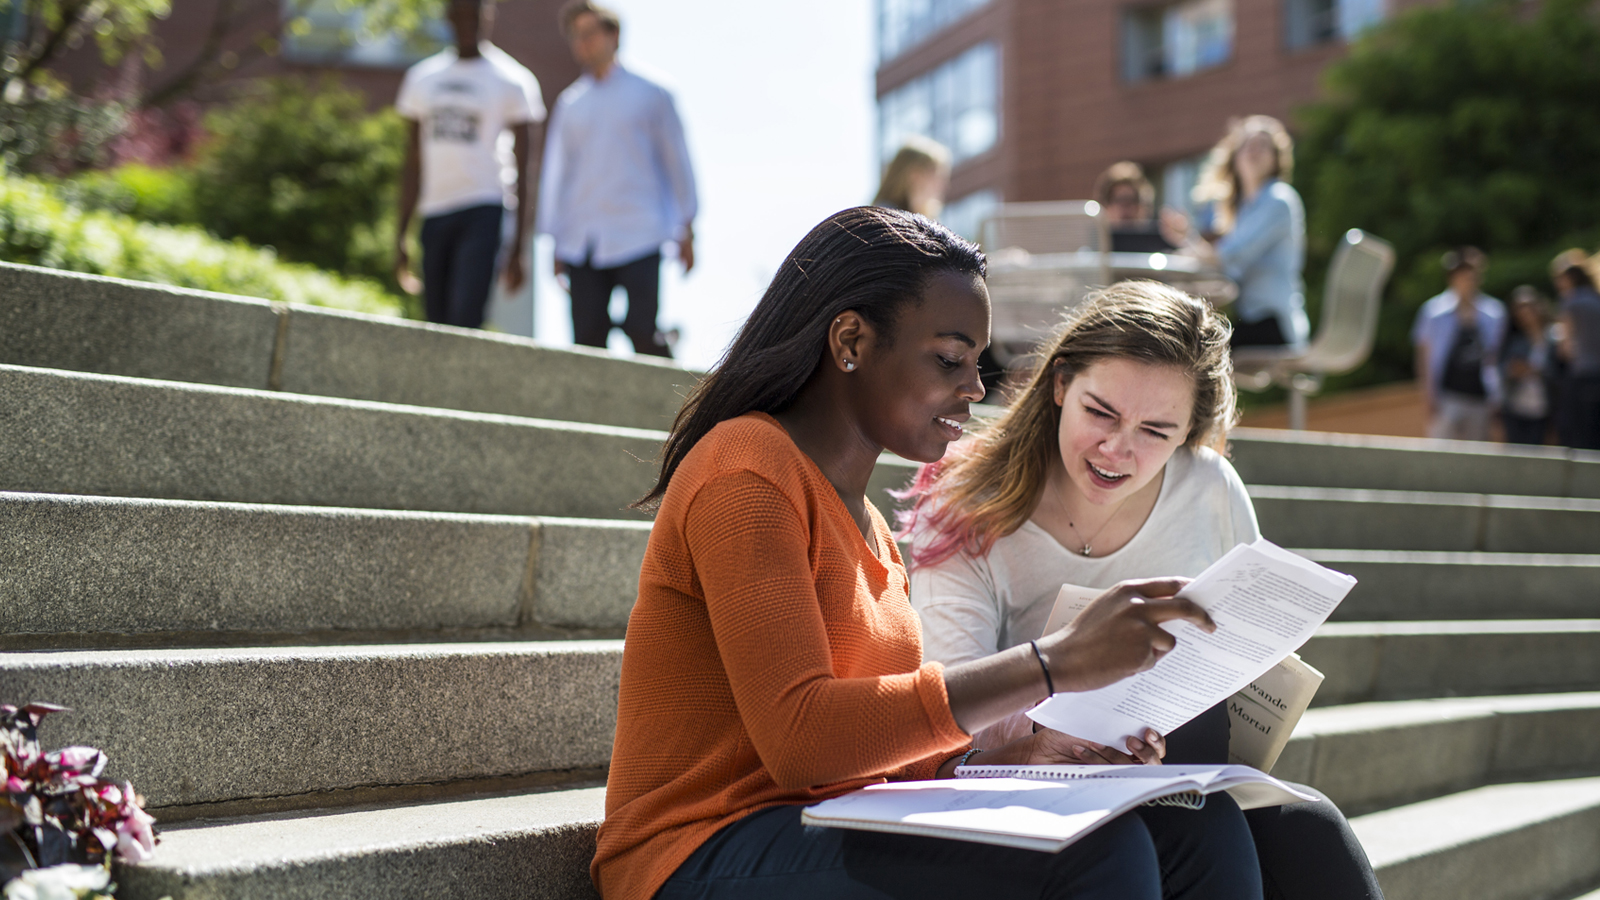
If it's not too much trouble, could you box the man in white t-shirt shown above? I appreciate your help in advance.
[394,0,545,328]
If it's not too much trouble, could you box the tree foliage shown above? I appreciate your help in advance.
[187,77,404,282]
[0,169,404,314]
[1295,0,1600,386]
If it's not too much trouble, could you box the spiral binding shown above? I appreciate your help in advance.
[1143,791,1206,810]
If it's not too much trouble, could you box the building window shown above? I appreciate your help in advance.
[878,41,1000,170]
[282,0,450,68]
[1283,0,1385,50]
[940,189,1000,242]
[1122,0,1234,83]
[878,0,993,62]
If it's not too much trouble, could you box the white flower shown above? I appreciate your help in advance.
[2,864,112,900]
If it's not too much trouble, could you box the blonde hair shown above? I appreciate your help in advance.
[899,281,1238,567]
[1192,115,1295,234]
[873,137,952,216]
[1551,248,1598,289]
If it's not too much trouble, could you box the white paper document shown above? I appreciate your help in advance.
[801,764,1317,852]
[1026,538,1355,747]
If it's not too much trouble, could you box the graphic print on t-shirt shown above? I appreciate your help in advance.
[430,81,481,143]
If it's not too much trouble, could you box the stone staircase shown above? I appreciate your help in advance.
[2,260,1599,900]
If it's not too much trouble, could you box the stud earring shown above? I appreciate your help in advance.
[844,359,856,371]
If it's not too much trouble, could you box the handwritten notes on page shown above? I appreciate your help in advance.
[1026,538,1355,748]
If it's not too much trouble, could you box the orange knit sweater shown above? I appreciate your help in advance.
[591,413,972,900]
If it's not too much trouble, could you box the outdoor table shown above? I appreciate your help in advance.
[984,250,1236,362]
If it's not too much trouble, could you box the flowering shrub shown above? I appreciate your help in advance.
[1,704,156,897]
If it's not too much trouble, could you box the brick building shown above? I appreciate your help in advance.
[875,0,1399,238]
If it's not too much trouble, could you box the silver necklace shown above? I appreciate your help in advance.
[1063,495,1134,557]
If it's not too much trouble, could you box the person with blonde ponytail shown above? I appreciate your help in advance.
[902,281,1383,900]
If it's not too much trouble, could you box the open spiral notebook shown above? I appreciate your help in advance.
[802,764,1315,853]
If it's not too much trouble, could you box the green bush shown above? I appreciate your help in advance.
[0,171,403,315]
[58,163,196,224]
[188,77,404,284]
[1295,0,1600,389]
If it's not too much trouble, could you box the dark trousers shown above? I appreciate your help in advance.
[1231,316,1288,348]
[1558,375,1600,450]
[1503,413,1549,445]
[420,204,504,329]
[656,797,1261,900]
[1167,703,1385,900]
[568,251,672,357]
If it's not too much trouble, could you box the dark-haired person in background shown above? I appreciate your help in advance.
[540,0,698,358]
[593,206,1264,900]
[1412,247,1506,441]
[394,0,544,328]
[1499,286,1559,445]
[1093,161,1182,253]
[1551,249,1600,449]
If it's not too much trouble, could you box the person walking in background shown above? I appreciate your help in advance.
[394,0,544,329]
[540,0,698,358]
[873,136,951,219]
[1411,247,1506,442]
[1499,286,1558,445]
[1175,116,1307,349]
[1551,249,1600,449]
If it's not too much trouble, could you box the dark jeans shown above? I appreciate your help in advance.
[568,251,672,357]
[1502,413,1549,445]
[1167,703,1384,900]
[420,204,505,329]
[655,797,1261,900]
[1558,375,1600,450]
[1231,316,1288,348]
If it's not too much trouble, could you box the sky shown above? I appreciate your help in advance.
[526,0,880,370]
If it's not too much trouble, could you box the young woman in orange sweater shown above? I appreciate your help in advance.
[592,207,1264,900]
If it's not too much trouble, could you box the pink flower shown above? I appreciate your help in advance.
[46,747,106,778]
[113,785,157,863]
[5,776,26,793]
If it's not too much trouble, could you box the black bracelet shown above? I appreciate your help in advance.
[1029,639,1057,697]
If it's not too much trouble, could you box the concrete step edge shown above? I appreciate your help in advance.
[1303,621,1600,706]
[0,641,624,810]
[0,363,914,520]
[1356,776,1600,900]
[117,784,607,900]
[0,260,697,432]
[0,491,651,637]
[1277,692,1600,814]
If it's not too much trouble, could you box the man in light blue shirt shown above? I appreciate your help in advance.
[539,1,698,358]
[1411,247,1506,441]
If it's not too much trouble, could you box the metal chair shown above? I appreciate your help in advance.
[1231,228,1396,430]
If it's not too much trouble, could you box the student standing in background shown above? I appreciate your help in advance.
[394,0,544,329]
[1412,247,1506,441]
[540,0,698,358]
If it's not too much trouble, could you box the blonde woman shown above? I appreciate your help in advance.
[873,136,952,218]
[901,281,1383,900]
[1183,116,1307,348]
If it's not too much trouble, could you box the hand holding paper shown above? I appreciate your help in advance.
[1027,538,1354,748]
[1038,577,1216,694]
